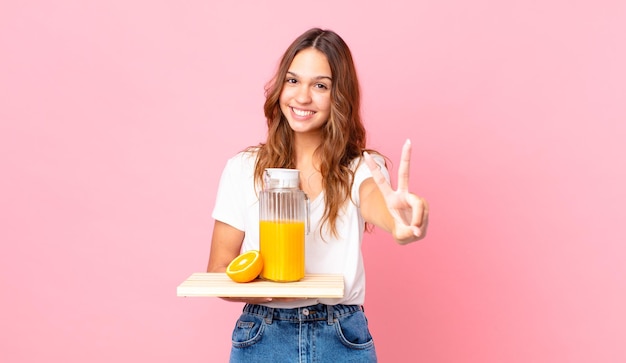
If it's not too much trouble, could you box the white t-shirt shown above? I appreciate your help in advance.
[212,150,389,308]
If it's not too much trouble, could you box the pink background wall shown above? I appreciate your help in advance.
[1,1,625,362]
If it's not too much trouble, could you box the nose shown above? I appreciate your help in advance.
[295,84,312,104]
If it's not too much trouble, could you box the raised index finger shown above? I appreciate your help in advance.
[397,139,412,192]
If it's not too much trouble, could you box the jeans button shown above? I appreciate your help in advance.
[302,308,309,316]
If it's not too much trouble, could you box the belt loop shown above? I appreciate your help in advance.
[264,307,274,325]
[326,304,334,325]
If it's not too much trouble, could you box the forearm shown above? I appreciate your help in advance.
[206,220,245,272]
[361,181,395,234]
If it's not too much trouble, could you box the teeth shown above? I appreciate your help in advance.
[292,108,314,117]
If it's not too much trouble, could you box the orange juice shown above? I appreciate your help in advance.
[259,220,305,282]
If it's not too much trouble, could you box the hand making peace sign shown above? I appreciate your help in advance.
[363,139,429,244]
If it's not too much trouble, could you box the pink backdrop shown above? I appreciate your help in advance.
[2,1,625,362]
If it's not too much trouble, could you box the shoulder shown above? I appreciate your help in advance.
[225,149,258,170]
[349,152,390,199]
[350,152,387,173]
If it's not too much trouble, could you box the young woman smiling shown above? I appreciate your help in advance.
[207,28,429,362]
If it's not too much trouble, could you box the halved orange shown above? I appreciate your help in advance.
[226,250,263,283]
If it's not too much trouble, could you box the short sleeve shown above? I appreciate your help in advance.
[211,154,253,231]
[351,154,390,206]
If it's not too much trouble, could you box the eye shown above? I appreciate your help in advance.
[314,83,329,90]
[285,78,297,84]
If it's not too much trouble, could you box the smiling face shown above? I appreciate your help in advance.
[279,48,332,136]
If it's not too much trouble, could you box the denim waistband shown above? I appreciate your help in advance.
[243,303,363,324]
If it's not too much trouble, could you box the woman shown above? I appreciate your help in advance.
[207,28,429,362]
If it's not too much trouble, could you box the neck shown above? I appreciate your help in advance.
[293,134,323,200]
[293,132,322,167]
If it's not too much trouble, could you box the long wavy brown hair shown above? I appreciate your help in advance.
[251,28,378,238]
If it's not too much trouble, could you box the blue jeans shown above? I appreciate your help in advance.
[229,303,377,362]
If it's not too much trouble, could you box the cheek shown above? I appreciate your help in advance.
[278,92,289,113]
[279,88,292,104]
[315,94,332,111]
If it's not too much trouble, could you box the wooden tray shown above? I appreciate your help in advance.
[177,273,344,298]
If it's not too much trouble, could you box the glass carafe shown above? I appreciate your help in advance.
[259,168,309,282]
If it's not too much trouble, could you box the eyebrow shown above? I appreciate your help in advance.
[287,71,332,82]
